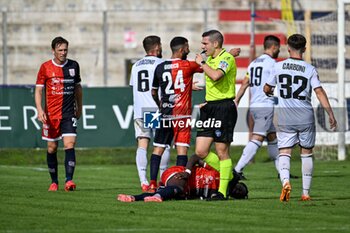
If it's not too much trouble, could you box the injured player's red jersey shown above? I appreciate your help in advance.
[160,165,220,198]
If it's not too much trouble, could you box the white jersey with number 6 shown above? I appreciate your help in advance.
[248,53,276,107]
[266,57,321,125]
[130,56,163,119]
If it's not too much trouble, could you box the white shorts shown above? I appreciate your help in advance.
[134,118,155,139]
[250,107,276,137]
[277,123,316,149]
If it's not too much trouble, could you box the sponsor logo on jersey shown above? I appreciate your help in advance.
[69,69,75,77]
[162,102,175,108]
[52,78,60,84]
[62,79,75,83]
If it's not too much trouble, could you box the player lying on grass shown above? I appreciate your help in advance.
[117,154,248,202]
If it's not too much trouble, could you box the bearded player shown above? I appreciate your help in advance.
[130,35,171,192]
[146,36,203,192]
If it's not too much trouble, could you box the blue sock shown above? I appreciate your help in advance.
[65,148,76,182]
[47,151,58,184]
[150,154,161,181]
[156,186,183,200]
[176,155,188,166]
[134,193,154,201]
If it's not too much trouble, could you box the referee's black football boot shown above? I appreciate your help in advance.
[233,169,247,181]
[207,191,227,201]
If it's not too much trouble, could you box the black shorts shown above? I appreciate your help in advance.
[196,99,237,143]
[153,119,174,148]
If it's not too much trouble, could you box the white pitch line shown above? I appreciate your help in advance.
[0,165,46,171]
[0,165,105,171]
[322,170,340,173]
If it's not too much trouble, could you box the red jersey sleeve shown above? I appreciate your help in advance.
[190,61,202,74]
[36,64,47,86]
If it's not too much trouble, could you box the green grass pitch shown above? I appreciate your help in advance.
[0,148,350,233]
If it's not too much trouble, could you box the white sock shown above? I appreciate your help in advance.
[159,148,171,179]
[268,139,279,172]
[235,140,262,172]
[301,154,313,196]
[278,154,291,186]
[274,158,279,173]
[136,147,149,185]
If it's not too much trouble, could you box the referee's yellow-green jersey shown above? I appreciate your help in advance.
[205,49,236,101]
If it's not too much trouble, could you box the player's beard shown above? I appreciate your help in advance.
[157,48,163,58]
[181,52,188,60]
[272,50,280,59]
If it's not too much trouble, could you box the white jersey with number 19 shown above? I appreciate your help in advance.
[130,56,163,119]
[266,57,321,125]
[247,53,276,107]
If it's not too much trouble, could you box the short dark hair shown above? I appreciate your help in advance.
[202,30,224,47]
[229,182,248,199]
[51,36,69,50]
[143,35,161,53]
[264,35,280,50]
[287,34,306,51]
[170,36,188,53]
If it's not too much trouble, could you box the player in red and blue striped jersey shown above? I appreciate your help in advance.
[147,37,203,192]
[35,37,82,192]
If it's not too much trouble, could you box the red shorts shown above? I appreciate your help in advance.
[160,166,185,186]
[173,118,191,147]
[42,117,77,141]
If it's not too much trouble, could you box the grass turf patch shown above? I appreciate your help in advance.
[0,148,350,232]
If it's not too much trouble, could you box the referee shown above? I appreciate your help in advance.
[194,29,237,200]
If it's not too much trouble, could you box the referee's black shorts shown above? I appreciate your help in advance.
[196,98,237,143]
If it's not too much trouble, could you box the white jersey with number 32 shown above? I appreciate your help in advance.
[130,56,163,119]
[267,58,321,125]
